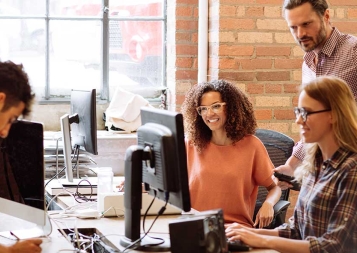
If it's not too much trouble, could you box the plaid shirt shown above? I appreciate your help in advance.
[293,28,357,160]
[278,147,357,253]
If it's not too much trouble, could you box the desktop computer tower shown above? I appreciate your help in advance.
[169,209,227,253]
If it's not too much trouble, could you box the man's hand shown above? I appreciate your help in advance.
[274,156,301,190]
[7,239,42,253]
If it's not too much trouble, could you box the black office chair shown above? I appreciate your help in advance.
[253,128,295,228]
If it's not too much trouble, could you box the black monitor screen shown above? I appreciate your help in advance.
[70,89,98,155]
[0,120,44,210]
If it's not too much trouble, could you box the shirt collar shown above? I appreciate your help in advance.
[304,27,341,63]
[315,145,351,170]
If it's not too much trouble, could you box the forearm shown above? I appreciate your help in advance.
[263,236,310,253]
[286,155,302,171]
[264,183,281,206]
[254,228,280,236]
[0,244,10,253]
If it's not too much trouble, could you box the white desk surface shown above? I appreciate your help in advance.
[0,212,278,253]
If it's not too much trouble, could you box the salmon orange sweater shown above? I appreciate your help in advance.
[186,135,274,227]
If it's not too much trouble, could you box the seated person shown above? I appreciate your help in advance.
[225,76,357,252]
[0,61,42,252]
[181,79,281,228]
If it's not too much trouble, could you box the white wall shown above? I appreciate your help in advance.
[30,103,109,131]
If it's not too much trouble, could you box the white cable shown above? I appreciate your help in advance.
[46,190,76,211]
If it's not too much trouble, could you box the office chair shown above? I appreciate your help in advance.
[253,128,295,229]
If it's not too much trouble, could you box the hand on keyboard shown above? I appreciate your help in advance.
[227,239,251,252]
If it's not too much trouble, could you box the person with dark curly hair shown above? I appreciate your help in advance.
[0,60,34,138]
[0,60,41,252]
[181,79,281,228]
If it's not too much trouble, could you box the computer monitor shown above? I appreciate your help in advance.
[60,89,98,183]
[120,107,191,251]
[0,120,50,239]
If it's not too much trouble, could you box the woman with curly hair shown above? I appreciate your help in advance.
[181,79,281,228]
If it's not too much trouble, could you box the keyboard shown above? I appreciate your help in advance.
[227,240,251,252]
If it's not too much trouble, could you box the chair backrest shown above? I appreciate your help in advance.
[254,129,295,227]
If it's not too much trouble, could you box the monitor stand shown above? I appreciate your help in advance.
[120,236,170,252]
[58,177,98,187]
[45,177,98,196]
[119,146,170,252]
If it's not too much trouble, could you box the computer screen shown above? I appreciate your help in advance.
[61,89,98,182]
[0,120,47,229]
[120,107,191,250]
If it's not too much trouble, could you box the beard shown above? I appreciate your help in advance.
[296,20,327,52]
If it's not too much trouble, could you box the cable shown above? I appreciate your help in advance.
[101,206,124,218]
[141,192,169,248]
[121,191,169,252]
[72,179,96,203]
[45,166,66,188]
[46,190,76,212]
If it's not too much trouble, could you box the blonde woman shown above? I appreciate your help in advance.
[226,76,357,252]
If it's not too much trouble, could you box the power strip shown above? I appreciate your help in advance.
[97,192,182,217]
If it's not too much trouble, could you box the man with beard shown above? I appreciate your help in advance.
[275,0,357,188]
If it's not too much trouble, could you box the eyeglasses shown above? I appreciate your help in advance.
[196,102,226,116]
[294,107,331,122]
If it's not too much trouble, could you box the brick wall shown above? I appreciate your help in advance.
[168,0,357,220]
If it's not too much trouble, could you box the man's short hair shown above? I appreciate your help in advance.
[282,0,328,17]
[0,61,34,116]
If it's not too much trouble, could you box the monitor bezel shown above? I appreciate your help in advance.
[61,89,98,182]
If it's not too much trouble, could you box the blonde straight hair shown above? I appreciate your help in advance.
[295,76,357,181]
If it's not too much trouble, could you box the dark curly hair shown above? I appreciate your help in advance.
[181,79,257,152]
[0,61,34,116]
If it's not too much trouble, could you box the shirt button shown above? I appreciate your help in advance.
[344,217,348,222]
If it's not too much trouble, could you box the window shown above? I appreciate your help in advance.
[0,0,166,102]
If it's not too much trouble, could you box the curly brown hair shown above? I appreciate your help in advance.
[0,61,34,116]
[181,79,257,152]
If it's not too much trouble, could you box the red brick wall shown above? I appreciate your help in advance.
[167,0,357,220]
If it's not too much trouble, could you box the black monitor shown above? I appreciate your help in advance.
[60,89,98,183]
[0,120,50,239]
[120,107,191,251]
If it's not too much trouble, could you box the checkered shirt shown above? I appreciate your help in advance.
[293,27,357,160]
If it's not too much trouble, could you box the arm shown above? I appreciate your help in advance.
[275,150,302,190]
[0,239,42,253]
[226,224,311,253]
[254,182,281,228]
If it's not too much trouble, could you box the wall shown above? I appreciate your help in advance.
[31,103,107,131]
[167,0,357,219]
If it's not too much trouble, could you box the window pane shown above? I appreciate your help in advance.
[0,17,47,99]
[109,1,163,17]
[0,1,45,16]
[50,0,103,17]
[108,20,163,98]
[50,20,101,96]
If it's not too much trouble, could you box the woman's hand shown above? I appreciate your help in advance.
[254,202,274,228]
[225,223,265,248]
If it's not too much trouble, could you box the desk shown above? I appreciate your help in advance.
[0,213,279,252]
